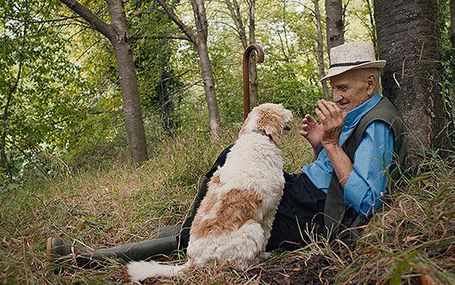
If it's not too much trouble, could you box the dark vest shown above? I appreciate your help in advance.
[323,96,407,242]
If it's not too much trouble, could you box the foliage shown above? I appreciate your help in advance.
[1,0,453,184]
[0,0,111,181]
[129,1,185,134]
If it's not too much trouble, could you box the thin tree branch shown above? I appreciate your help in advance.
[224,0,247,48]
[75,38,103,62]
[156,0,197,44]
[31,15,81,24]
[59,0,113,39]
[130,33,191,42]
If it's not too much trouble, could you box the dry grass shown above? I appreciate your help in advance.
[332,157,455,284]
[1,121,454,284]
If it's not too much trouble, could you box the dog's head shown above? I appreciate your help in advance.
[239,103,293,145]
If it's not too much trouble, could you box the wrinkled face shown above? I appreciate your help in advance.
[329,69,375,113]
[239,103,293,145]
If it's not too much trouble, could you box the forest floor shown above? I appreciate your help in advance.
[1,125,455,284]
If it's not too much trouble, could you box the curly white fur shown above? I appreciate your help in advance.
[127,103,293,282]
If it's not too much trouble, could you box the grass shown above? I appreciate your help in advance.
[1,122,454,284]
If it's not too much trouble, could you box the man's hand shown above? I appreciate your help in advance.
[300,114,323,154]
[315,100,346,147]
[315,99,351,186]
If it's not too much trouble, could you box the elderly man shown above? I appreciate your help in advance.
[48,41,406,266]
[265,41,407,249]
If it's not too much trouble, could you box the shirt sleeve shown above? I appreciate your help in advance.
[343,121,395,218]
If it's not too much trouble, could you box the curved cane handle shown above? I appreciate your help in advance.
[243,44,264,119]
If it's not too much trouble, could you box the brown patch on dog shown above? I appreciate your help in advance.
[194,191,218,219]
[208,173,221,188]
[191,189,263,239]
[257,108,285,145]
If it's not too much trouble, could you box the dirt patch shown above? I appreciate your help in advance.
[248,254,336,285]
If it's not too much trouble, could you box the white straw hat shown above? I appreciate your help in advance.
[321,42,386,81]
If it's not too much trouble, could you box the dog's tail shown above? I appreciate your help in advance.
[127,260,187,282]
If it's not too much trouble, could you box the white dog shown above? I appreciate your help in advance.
[127,103,293,282]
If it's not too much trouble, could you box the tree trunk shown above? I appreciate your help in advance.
[108,0,148,165]
[190,0,220,138]
[158,0,220,138]
[111,42,148,165]
[60,0,148,165]
[375,0,450,156]
[325,0,344,54]
[313,0,329,99]
[247,0,259,109]
[195,40,221,138]
[451,0,455,106]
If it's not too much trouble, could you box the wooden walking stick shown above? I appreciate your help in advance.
[243,44,264,119]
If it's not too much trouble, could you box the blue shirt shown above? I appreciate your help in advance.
[302,92,394,218]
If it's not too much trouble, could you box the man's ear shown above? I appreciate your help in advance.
[366,74,377,96]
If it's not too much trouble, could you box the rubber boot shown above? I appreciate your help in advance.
[153,223,182,238]
[77,236,178,268]
[48,235,178,269]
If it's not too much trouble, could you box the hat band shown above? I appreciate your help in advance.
[329,60,370,68]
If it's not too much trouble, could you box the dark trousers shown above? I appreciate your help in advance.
[179,146,327,251]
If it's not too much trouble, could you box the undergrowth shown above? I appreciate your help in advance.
[1,122,454,284]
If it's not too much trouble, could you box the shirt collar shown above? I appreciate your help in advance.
[343,92,382,129]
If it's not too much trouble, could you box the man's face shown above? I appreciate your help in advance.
[329,69,371,113]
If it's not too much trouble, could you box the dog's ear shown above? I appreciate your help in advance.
[257,108,284,145]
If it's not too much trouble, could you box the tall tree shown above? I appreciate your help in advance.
[224,0,260,109]
[157,0,221,138]
[451,0,455,102]
[313,0,329,98]
[325,0,344,54]
[375,0,450,155]
[60,0,148,165]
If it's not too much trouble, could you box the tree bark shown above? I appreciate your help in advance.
[107,0,148,165]
[313,0,329,99]
[375,0,450,156]
[247,0,259,109]
[195,41,220,136]
[191,0,221,138]
[451,0,455,106]
[325,0,344,55]
[60,0,148,165]
[158,0,220,138]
